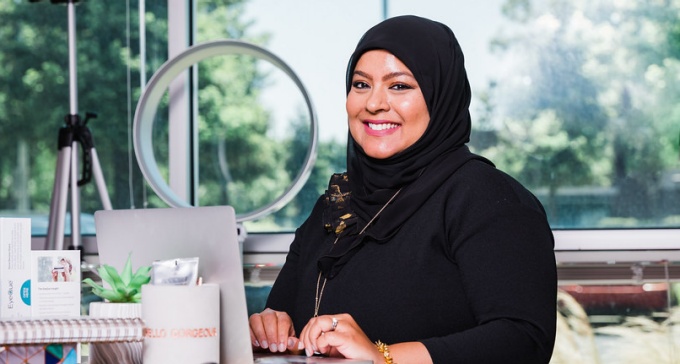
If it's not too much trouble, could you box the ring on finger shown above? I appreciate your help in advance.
[330,317,338,331]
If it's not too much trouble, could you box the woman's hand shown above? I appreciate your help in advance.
[298,313,383,363]
[249,308,301,353]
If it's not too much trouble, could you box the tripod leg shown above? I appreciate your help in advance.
[70,141,81,250]
[46,147,72,250]
[90,148,112,210]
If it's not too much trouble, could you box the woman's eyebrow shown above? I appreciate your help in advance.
[352,70,415,81]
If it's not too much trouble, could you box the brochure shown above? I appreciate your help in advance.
[30,250,81,318]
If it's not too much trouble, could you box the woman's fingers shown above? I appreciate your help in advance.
[300,315,347,356]
[300,314,379,360]
[248,308,297,353]
[248,312,266,349]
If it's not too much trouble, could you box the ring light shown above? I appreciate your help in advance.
[133,40,318,222]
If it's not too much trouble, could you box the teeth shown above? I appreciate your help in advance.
[368,123,398,131]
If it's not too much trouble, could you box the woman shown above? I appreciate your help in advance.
[250,15,557,363]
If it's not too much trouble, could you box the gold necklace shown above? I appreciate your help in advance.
[313,188,402,317]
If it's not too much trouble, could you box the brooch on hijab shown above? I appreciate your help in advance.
[323,173,357,235]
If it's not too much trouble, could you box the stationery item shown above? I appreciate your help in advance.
[0,317,144,345]
[87,301,143,364]
[0,217,32,319]
[141,283,220,364]
[30,250,80,318]
[0,343,78,364]
[95,206,252,364]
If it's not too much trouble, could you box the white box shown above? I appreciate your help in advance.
[0,217,32,319]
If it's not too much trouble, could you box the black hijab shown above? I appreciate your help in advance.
[318,15,493,278]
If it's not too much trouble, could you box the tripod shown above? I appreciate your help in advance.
[45,0,112,251]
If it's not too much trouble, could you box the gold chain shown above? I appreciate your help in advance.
[313,188,402,317]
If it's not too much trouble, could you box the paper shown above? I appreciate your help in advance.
[30,250,81,318]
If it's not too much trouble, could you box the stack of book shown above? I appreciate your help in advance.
[0,317,144,345]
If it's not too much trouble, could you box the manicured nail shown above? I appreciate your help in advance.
[253,339,260,347]
[278,342,285,352]
[298,341,305,350]
[261,340,268,349]
[288,338,295,348]
[305,347,312,357]
[269,343,277,352]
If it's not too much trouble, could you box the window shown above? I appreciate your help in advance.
[0,1,169,238]
[3,0,678,233]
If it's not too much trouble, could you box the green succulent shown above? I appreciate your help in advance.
[83,253,151,303]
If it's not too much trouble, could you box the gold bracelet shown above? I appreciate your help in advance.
[375,340,395,364]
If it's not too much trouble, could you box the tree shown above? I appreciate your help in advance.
[476,0,680,225]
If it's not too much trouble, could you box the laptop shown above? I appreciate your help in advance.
[95,205,253,364]
[95,206,371,364]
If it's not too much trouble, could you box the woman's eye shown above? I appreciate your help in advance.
[352,81,369,89]
[391,83,413,91]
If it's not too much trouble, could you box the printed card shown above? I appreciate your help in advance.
[30,250,81,318]
[0,217,32,319]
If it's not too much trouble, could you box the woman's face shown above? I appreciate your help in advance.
[347,49,430,159]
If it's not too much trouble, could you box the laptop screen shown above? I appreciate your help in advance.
[94,205,253,364]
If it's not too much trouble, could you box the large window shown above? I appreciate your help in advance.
[2,0,679,233]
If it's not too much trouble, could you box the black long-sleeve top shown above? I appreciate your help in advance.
[266,160,557,363]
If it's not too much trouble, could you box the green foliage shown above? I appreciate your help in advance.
[82,253,151,303]
[475,0,680,225]
[0,0,333,231]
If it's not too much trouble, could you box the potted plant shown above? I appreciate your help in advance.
[82,253,151,364]
[83,253,151,304]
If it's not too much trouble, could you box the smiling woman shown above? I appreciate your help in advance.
[249,15,557,364]
[347,50,430,159]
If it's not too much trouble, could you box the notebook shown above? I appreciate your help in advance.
[94,206,253,364]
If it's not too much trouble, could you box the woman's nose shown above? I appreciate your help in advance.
[366,89,389,113]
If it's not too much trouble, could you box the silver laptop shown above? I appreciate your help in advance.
[95,205,253,364]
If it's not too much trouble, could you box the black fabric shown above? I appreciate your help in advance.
[318,15,493,279]
[266,160,557,363]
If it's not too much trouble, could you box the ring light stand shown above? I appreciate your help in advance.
[44,0,113,251]
[133,40,318,223]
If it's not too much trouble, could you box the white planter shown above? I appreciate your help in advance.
[88,302,143,364]
[89,301,142,318]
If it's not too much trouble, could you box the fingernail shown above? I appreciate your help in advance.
[278,342,286,352]
[253,339,260,347]
[269,343,277,352]
[298,341,305,350]
[261,340,268,349]
[305,347,312,357]
[288,338,295,348]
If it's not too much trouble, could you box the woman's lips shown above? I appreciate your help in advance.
[363,121,400,136]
